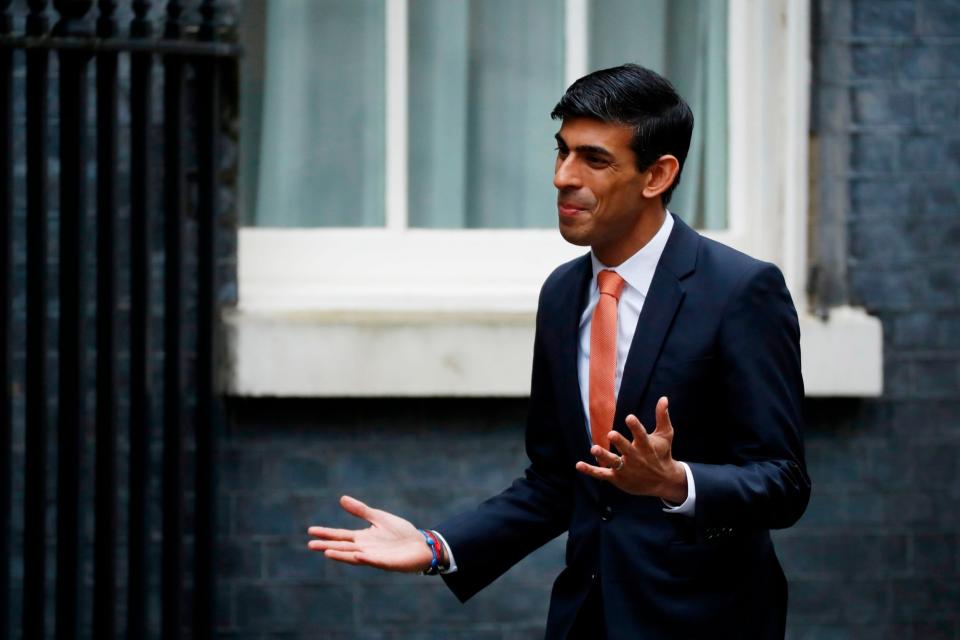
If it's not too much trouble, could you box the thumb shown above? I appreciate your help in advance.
[654,396,673,438]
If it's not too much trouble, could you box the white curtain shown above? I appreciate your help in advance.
[408,0,565,228]
[254,0,386,227]
[246,0,727,230]
[591,0,728,229]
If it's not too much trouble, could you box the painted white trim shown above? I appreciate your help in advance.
[222,306,883,398]
[782,0,811,299]
[565,0,589,87]
[385,0,408,231]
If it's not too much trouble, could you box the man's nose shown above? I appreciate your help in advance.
[554,156,582,190]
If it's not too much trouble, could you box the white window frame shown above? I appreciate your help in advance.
[225,0,883,398]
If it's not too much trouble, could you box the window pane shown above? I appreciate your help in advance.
[408,0,565,229]
[590,0,728,230]
[249,0,385,227]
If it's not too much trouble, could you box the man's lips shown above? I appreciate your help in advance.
[558,202,590,216]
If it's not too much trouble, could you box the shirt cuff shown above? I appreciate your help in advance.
[431,530,458,574]
[661,461,696,516]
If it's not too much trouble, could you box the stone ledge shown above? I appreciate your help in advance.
[222,305,882,398]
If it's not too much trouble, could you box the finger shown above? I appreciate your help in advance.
[575,460,615,482]
[323,549,366,565]
[590,444,622,468]
[307,526,357,541]
[308,539,361,553]
[607,431,635,456]
[624,415,651,449]
[339,495,376,524]
[654,396,673,437]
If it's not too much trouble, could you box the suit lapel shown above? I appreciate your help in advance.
[549,254,603,500]
[613,214,699,438]
[554,254,592,453]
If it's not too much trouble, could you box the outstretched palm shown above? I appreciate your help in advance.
[307,495,434,573]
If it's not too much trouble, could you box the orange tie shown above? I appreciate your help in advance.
[589,270,625,457]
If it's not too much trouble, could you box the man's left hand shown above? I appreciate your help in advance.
[575,396,688,504]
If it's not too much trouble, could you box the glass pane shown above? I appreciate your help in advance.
[408,0,565,229]
[250,0,385,227]
[590,0,728,230]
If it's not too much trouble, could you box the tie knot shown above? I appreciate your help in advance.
[597,270,625,301]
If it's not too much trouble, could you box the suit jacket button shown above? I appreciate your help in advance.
[601,506,613,522]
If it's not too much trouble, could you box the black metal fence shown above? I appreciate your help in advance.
[1,1,238,638]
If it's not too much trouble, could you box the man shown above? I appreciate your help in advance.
[308,64,810,639]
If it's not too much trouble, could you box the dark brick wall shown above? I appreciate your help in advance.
[217,398,563,640]
[776,1,960,638]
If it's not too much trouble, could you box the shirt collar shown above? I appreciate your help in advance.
[590,211,674,298]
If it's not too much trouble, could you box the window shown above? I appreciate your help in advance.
[241,0,727,231]
[227,0,881,398]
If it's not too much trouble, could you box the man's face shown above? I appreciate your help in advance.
[554,118,649,258]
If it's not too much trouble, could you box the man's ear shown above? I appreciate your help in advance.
[642,155,680,200]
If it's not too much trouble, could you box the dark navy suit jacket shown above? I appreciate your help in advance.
[436,213,811,639]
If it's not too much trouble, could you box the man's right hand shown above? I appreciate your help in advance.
[307,495,434,573]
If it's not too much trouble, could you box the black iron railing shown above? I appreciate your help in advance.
[0,1,238,638]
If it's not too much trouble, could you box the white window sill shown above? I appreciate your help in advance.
[221,304,883,398]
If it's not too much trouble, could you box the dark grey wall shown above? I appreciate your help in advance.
[775,1,960,638]
[215,1,960,639]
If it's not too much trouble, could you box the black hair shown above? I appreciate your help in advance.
[550,63,694,205]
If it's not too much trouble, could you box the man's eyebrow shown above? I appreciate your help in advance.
[553,133,613,158]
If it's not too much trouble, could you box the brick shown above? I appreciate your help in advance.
[217,538,263,580]
[849,179,912,214]
[850,134,898,173]
[912,620,959,639]
[891,312,940,349]
[234,584,354,632]
[853,1,917,36]
[912,532,958,575]
[800,490,886,528]
[851,45,899,79]
[263,539,327,582]
[891,578,960,620]
[776,534,909,579]
[918,0,960,35]
[913,441,960,488]
[900,135,960,172]
[805,439,872,487]
[234,493,333,536]
[840,580,891,624]
[789,624,915,640]
[917,183,960,214]
[909,358,960,398]
[789,580,845,624]
[849,268,913,311]
[900,45,960,79]
[849,220,912,261]
[263,454,330,492]
[852,88,915,126]
[918,90,960,127]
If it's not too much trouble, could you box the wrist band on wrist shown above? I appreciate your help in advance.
[425,530,445,568]
[417,528,440,575]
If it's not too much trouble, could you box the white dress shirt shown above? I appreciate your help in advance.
[577,211,696,516]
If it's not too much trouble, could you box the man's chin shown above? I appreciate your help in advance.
[557,222,591,247]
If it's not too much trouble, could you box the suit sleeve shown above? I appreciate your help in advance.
[687,262,811,531]
[434,294,574,602]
